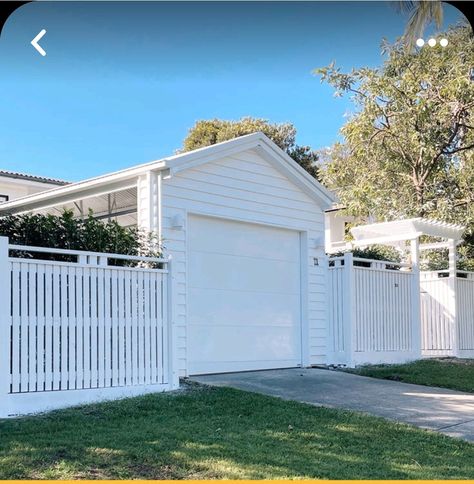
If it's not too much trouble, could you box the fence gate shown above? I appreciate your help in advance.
[420,271,474,358]
[328,253,419,367]
[0,239,178,418]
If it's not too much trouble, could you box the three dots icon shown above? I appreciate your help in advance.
[416,38,449,48]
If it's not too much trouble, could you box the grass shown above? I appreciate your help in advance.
[0,383,473,479]
[347,358,474,393]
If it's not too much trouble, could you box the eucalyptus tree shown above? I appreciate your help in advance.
[315,23,474,266]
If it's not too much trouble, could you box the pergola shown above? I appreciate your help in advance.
[350,217,465,276]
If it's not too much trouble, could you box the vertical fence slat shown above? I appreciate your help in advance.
[125,272,132,386]
[19,263,29,393]
[83,267,91,389]
[111,269,119,387]
[104,269,112,387]
[144,272,151,384]
[36,265,45,392]
[131,271,139,386]
[76,267,84,390]
[69,266,77,390]
[11,263,21,393]
[117,271,125,387]
[6,248,171,403]
[150,274,158,384]
[28,264,37,392]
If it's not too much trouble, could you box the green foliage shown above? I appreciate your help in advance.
[181,117,320,179]
[352,245,401,263]
[0,210,159,262]
[316,23,474,267]
[332,245,401,266]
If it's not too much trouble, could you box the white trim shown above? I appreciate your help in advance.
[8,244,167,263]
[299,232,310,367]
[0,237,9,408]
[351,218,465,244]
[185,211,306,373]
[1,383,172,418]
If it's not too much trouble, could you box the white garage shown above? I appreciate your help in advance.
[187,214,302,374]
[0,132,336,378]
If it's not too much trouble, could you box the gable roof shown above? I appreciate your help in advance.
[0,132,336,215]
[0,170,69,186]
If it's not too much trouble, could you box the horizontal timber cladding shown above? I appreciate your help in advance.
[161,149,327,375]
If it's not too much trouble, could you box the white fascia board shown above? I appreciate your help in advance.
[166,135,264,175]
[1,179,138,215]
[0,134,263,215]
[163,132,336,209]
[0,161,167,215]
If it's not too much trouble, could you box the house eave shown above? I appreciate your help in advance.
[0,132,336,215]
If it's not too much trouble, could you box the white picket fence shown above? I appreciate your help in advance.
[0,237,178,417]
[420,271,474,358]
[328,253,420,367]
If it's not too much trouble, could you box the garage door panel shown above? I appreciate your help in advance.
[188,287,300,327]
[188,324,301,369]
[189,251,300,294]
[187,215,302,375]
[188,215,299,261]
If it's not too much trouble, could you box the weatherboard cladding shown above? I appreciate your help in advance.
[161,148,328,376]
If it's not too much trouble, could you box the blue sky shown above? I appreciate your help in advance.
[0,1,466,182]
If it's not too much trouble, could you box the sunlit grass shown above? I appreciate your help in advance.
[0,384,472,479]
[349,358,474,393]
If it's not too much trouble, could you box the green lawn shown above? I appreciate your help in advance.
[0,384,473,479]
[348,358,474,393]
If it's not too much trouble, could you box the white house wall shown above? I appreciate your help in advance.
[160,148,327,376]
[0,178,62,202]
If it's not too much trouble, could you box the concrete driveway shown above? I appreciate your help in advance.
[190,368,474,442]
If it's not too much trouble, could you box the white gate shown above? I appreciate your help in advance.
[420,270,474,358]
[328,253,420,367]
[0,238,178,417]
[457,274,474,357]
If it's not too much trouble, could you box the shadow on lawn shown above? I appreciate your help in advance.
[0,385,473,479]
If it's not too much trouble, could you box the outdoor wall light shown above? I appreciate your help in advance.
[310,236,324,249]
[170,213,184,230]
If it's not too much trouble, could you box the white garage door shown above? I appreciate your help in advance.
[187,215,302,375]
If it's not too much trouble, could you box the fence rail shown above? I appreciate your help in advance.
[0,239,178,417]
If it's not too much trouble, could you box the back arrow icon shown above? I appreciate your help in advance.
[31,29,47,56]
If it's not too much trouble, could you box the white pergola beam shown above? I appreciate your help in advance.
[350,233,421,247]
[419,241,462,251]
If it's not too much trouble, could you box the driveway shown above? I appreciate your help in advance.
[190,368,474,442]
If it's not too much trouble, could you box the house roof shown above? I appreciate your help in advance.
[0,170,69,186]
[0,132,336,215]
[351,218,465,246]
